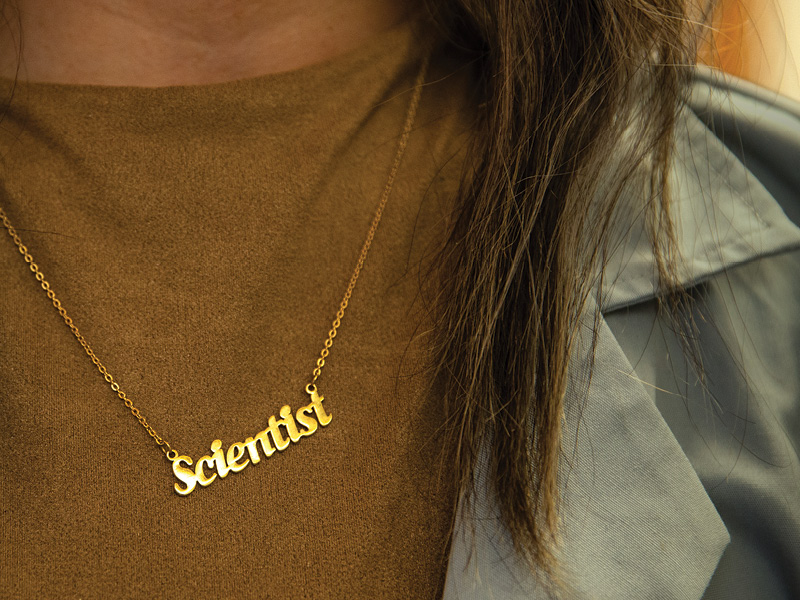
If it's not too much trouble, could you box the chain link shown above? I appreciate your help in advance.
[312,53,430,383]
[0,52,430,456]
[0,207,175,457]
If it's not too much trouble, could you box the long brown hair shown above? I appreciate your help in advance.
[422,0,701,582]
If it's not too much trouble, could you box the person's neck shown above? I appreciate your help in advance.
[0,0,413,86]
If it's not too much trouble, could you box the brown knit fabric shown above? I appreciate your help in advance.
[0,15,474,599]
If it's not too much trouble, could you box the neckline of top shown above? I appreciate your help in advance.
[0,11,431,101]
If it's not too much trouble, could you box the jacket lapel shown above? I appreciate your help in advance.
[442,303,730,599]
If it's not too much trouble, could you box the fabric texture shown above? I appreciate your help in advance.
[606,248,800,599]
[0,15,475,599]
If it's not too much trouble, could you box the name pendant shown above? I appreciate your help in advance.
[168,384,331,496]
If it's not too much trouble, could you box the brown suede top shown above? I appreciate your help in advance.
[0,15,475,599]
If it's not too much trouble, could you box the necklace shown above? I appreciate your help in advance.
[0,54,430,496]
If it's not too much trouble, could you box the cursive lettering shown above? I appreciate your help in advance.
[171,387,331,496]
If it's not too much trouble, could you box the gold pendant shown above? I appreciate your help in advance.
[168,384,332,496]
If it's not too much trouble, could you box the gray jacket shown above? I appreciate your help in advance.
[442,68,800,599]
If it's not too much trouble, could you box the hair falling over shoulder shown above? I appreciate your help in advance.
[421,0,706,587]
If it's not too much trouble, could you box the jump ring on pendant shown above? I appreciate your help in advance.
[165,449,179,461]
[305,383,317,394]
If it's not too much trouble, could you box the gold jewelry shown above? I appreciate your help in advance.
[0,54,430,496]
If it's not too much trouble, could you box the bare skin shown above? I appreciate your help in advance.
[0,0,412,86]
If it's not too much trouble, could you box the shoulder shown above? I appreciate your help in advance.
[442,67,800,600]
[688,64,800,228]
[602,68,800,599]
[563,69,800,598]
[601,66,800,314]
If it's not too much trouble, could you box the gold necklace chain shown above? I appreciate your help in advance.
[0,54,430,494]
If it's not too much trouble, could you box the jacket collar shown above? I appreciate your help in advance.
[442,75,800,599]
[601,84,800,313]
